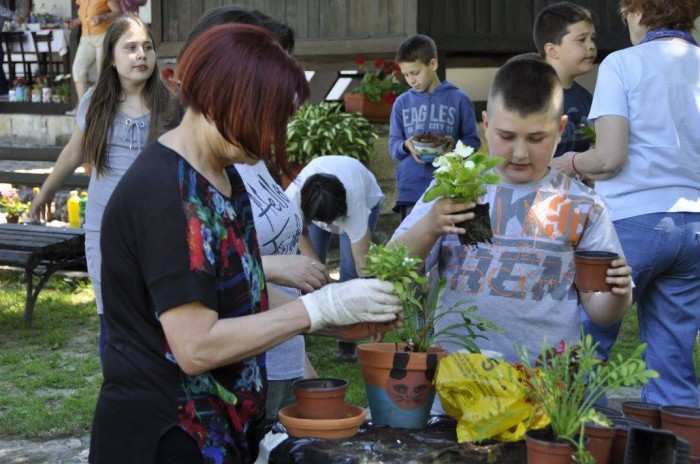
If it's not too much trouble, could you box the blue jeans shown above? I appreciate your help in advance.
[307,202,381,281]
[586,213,700,406]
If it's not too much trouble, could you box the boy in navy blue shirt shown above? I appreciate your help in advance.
[389,34,480,219]
[534,2,597,158]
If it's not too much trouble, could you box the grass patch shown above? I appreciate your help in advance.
[0,270,101,439]
[1,268,698,440]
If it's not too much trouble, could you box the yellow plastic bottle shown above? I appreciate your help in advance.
[67,190,81,228]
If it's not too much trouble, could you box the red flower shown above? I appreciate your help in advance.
[355,57,366,66]
[382,92,397,105]
[161,68,174,80]
[373,58,385,69]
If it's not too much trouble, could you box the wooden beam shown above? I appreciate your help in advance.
[0,146,61,162]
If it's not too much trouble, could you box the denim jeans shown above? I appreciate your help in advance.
[307,202,382,281]
[586,212,700,406]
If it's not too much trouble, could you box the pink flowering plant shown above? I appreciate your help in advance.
[352,57,409,104]
[515,334,658,463]
[0,188,29,217]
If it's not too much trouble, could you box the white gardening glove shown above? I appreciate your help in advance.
[300,278,402,332]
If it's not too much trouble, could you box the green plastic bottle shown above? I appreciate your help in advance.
[67,190,81,228]
[79,191,88,227]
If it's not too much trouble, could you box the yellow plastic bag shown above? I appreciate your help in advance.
[434,351,549,443]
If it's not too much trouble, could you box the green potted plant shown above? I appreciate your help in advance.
[357,242,501,428]
[422,141,504,246]
[343,57,409,123]
[30,75,50,103]
[53,74,72,104]
[1,188,30,223]
[516,335,658,463]
[283,101,377,186]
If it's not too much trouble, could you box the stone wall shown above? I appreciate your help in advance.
[0,114,74,146]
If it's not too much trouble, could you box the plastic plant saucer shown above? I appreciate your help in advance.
[278,404,366,439]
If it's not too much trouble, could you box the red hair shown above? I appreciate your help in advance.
[176,24,310,174]
[621,0,700,31]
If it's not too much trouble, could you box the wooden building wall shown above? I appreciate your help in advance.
[153,0,628,60]
[153,0,418,59]
[419,0,629,65]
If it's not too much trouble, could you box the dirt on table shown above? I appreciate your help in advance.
[268,416,527,464]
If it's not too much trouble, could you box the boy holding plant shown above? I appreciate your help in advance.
[390,57,633,366]
[389,34,481,219]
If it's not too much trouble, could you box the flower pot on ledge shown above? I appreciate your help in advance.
[343,93,392,124]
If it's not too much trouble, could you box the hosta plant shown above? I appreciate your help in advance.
[363,243,500,352]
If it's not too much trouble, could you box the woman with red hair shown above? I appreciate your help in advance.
[88,24,402,464]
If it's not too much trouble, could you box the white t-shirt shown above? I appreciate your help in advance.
[285,156,384,243]
[235,161,304,381]
[588,40,700,220]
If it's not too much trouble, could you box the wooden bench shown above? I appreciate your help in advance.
[0,223,86,325]
[0,145,89,189]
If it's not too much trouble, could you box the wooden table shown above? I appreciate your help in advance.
[0,223,85,325]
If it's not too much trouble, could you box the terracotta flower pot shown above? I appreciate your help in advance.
[343,93,392,123]
[608,416,650,464]
[525,428,580,464]
[278,404,366,439]
[292,378,348,420]
[357,343,446,428]
[659,405,700,461]
[621,401,661,428]
[584,423,616,464]
[574,250,618,292]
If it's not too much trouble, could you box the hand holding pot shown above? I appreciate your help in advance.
[427,197,476,237]
[301,278,402,332]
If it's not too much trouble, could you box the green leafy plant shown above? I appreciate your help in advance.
[286,101,378,165]
[53,74,72,99]
[351,57,410,104]
[423,141,505,202]
[515,334,658,463]
[32,75,50,91]
[0,187,30,217]
[575,124,596,147]
[363,243,501,352]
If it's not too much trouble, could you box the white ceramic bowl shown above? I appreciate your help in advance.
[413,140,440,162]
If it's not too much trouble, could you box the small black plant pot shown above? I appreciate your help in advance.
[455,203,493,247]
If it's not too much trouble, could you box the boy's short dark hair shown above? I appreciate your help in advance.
[300,173,347,224]
[533,2,594,56]
[395,34,437,65]
[487,58,563,118]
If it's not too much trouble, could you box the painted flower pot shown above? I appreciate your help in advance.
[621,400,661,428]
[357,343,446,428]
[659,405,700,461]
[292,377,348,420]
[584,423,616,464]
[525,428,580,464]
[343,93,392,123]
[574,250,618,292]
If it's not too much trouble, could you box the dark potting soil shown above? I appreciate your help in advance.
[269,416,527,463]
[456,203,494,247]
